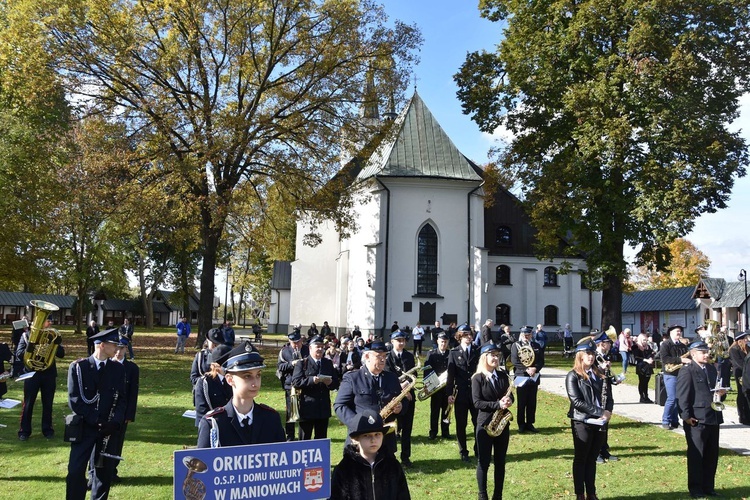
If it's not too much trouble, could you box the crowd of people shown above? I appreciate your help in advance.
[3,313,749,500]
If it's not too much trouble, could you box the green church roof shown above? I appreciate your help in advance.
[356,91,483,182]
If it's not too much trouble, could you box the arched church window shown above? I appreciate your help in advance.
[496,265,511,285]
[544,266,558,287]
[496,226,512,246]
[544,305,559,326]
[417,223,438,295]
[496,304,511,326]
[581,307,589,327]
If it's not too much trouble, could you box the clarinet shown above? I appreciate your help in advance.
[95,390,121,467]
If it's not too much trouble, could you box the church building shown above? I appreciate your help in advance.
[270,92,601,337]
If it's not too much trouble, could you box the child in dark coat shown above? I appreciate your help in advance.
[330,410,410,500]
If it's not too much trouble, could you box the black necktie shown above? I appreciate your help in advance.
[243,416,251,427]
[99,362,105,371]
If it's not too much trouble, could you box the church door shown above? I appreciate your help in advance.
[419,302,436,325]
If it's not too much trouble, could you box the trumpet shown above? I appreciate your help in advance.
[443,385,458,424]
[710,376,731,411]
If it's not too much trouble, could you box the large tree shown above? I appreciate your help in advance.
[456,0,750,329]
[33,0,420,337]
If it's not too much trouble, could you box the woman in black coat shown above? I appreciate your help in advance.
[631,333,655,403]
[472,343,514,500]
[565,340,613,500]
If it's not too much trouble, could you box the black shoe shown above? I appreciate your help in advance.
[704,491,721,497]
[44,433,55,439]
[643,397,654,404]
[526,424,539,433]
[606,455,619,462]
[460,453,471,463]
[18,434,28,441]
[401,458,412,468]
[518,425,527,434]
[428,434,437,441]
[596,455,605,464]
[442,434,452,439]
[671,423,680,429]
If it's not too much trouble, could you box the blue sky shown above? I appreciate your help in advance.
[381,0,750,282]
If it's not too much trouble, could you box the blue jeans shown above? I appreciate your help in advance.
[662,373,679,425]
[621,352,629,373]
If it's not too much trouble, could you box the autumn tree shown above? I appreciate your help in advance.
[30,0,421,337]
[455,0,750,329]
[629,238,710,290]
[50,117,133,333]
[0,1,70,291]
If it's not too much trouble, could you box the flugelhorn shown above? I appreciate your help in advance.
[23,300,61,372]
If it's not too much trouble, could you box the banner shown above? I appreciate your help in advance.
[174,439,330,500]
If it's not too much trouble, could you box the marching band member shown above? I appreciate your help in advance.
[108,337,139,483]
[193,344,233,427]
[276,330,309,441]
[190,328,224,387]
[677,340,726,498]
[511,326,544,433]
[16,315,65,441]
[291,336,340,440]
[446,324,480,462]
[197,350,285,448]
[660,325,690,429]
[334,340,405,455]
[472,343,513,500]
[727,331,749,425]
[632,332,655,403]
[593,331,619,463]
[66,329,126,500]
[385,330,416,467]
[425,331,451,440]
[565,340,612,500]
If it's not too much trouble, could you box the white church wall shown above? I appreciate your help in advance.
[343,182,383,335]
[487,256,601,333]
[382,178,480,328]
[289,219,341,329]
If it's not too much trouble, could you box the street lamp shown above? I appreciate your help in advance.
[739,269,748,332]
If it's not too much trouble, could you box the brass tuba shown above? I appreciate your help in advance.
[23,300,61,372]
[705,319,730,362]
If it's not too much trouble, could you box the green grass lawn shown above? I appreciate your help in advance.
[1,334,748,499]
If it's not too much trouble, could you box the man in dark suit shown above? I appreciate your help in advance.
[425,331,451,440]
[334,340,406,455]
[66,329,126,500]
[118,319,134,359]
[446,324,480,462]
[385,330,417,467]
[511,325,545,433]
[677,340,726,498]
[197,350,285,448]
[276,330,309,441]
[727,331,749,425]
[16,316,65,441]
[108,337,139,483]
[291,336,339,440]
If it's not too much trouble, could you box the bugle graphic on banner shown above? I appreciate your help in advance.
[173,438,330,500]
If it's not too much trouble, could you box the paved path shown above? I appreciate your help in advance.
[539,367,750,456]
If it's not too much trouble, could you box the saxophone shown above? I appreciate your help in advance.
[485,371,514,437]
[380,360,424,422]
[663,338,690,373]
